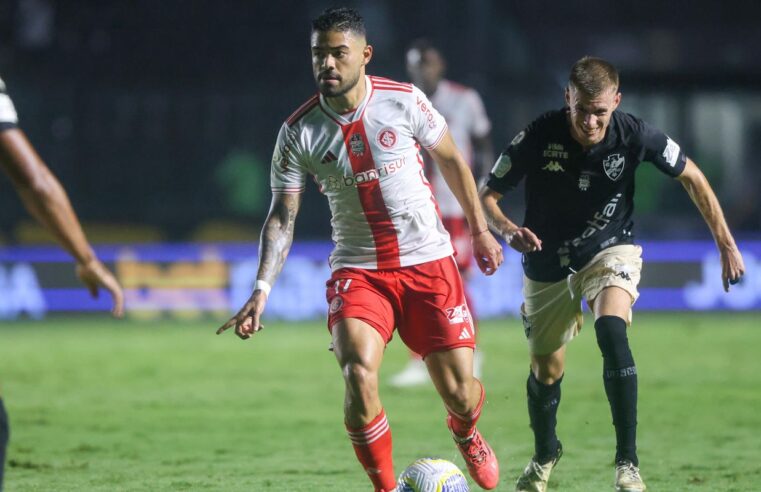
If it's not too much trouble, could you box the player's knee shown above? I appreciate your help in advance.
[594,315,634,369]
[342,361,378,396]
[440,381,472,415]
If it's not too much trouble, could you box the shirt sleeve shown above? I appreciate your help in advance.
[486,126,533,194]
[410,85,448,150]
[466,89,491,139]
[638,120,687,177]
[270,123,307,193]
[0,77,19,131]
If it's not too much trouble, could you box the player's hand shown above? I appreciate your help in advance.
[76,258,125,318]
[720,245,745,292]
[216,290,268,340]
[505,227,542,254]
[472,230,503,276]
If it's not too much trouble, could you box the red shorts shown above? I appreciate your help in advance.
[325,256,476,358]
[443,217,473,272]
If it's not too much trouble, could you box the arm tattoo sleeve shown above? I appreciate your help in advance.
[256,193,301,285]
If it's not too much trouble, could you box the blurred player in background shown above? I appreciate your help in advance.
[389,39,495,387]
[0,76,124,491]
[480,57,744,492]
[217,8,503,491]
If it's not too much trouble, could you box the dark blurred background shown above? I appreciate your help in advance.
[1,0,760,244]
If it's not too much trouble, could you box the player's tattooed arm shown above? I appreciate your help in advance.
[256,192,302,286]
[216,192,301,339]
[678,158,745,291]
[478,185,542,253]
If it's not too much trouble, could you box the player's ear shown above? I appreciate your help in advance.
[564,86,571,107]
[362,44,373,66]
[613,91,622,110]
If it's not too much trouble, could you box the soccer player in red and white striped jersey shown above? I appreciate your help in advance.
[217,7,504,491]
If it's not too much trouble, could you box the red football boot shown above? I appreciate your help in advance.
[447,415,500,489]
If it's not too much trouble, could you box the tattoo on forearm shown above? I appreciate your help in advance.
[257,193,301,285]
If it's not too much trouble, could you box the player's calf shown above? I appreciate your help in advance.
[595,316,638,466]
[346,409,396,492]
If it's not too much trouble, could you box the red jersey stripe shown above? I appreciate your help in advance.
[341,119,401,269]
[286,94,319,126]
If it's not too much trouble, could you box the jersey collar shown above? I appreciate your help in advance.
[319,75,372,126]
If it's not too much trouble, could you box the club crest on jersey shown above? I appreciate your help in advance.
[349,133,366,156]
[603,154,625,181]
[377,128,397,149]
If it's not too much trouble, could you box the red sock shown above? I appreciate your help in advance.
[346,409,396,492]
[447,379,485,439]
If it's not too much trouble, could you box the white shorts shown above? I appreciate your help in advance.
[521,244,643,355]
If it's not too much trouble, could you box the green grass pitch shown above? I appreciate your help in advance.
[1,313,759,491]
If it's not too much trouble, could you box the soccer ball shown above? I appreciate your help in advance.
[396,458,469,492]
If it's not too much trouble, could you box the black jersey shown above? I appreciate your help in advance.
[0,76,19,131]
[487,109,687,282]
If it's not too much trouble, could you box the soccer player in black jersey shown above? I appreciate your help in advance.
[0,76,124,491]
[480,57,745,492]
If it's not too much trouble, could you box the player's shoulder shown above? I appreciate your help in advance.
[611,110,652,145]
[369,75,413,94]
[521,109,565,140]
[284,93,320,127]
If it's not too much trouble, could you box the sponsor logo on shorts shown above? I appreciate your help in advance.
[521,313,533,338]
[329,295,344,314]
[445,304,470,324]
[458,327,472,340]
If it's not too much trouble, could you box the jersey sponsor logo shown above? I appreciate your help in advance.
[603,153,625,181]
[458,327,472,340]
[569,193,622,247]
[491,154,512,178]
[662,136,681,167]
[321,150,338,164]
[324,157,407,192]
[415,96,438,129]
[542,161,565,172]
[377,128,397,149]
[542,143,568,159]
[578,172,591,191]
[349,133,366,156]
[510,130,526,146]
[273,144,292,171]
[445,304,470,324]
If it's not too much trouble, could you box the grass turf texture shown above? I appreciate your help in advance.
[1,313,759,491]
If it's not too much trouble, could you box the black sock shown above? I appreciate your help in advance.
[595,315,638,466]
[527,370,562,463]
[0,397,8,492]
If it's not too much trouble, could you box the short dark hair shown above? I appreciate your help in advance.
[569,56,619,96]
[311,7,366,37]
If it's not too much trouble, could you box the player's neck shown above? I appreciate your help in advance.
[324,76,367,114]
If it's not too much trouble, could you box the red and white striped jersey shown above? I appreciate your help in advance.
[427,80,491,218]
[271,75,454,271]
